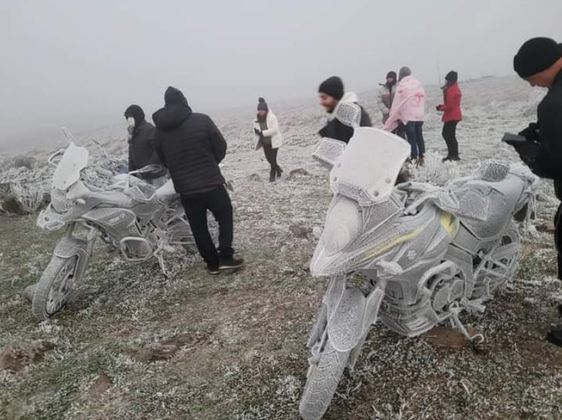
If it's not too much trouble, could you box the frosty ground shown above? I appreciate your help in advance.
[1,77,561,419]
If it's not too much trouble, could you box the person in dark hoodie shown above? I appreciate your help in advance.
[124,104,166,183]
[152,86,244,275]
[513,37,562,346]
[318,76,372,144]
[436,71,463,162]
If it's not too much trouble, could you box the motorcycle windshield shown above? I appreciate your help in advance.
[330,127,410,205]
[52,142,89,190]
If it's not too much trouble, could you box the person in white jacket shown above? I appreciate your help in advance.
[253,97,283,182]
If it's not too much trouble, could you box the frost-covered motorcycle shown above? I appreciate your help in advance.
[300,127,537,420]
[26,141,216,321]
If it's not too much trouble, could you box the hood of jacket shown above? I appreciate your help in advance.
[152,86,193,131]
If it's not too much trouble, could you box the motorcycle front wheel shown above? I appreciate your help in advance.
[299,339,351,420]
[32,254,81,321]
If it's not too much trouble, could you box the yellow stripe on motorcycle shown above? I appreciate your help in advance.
[440,211,459,238]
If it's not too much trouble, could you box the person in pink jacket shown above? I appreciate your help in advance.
[384,67,426,165]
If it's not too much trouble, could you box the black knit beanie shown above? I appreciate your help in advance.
[514,37,562,78]
[445,71,458,83]
[318,76,344,100]
[257,97,268,112]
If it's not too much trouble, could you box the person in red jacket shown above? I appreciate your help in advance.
[437,71,463,161]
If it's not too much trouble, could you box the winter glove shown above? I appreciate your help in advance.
[436,105,444,111]
[254,128,262,136]
[518,122,540,143]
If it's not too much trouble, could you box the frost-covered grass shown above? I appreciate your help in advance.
[1,77,561,419]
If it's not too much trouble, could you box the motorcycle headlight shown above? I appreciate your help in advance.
[323,197,362,256]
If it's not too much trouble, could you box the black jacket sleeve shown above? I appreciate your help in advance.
[152,131,167,169]
[531,94,562,179]
[208,117,227,163]
[128,141,136,172]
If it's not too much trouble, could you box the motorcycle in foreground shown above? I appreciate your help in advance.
[300,127,537,419]
[26,141,216,321]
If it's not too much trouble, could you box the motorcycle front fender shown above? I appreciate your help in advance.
[327,284,386,353]
[52,233,91,282]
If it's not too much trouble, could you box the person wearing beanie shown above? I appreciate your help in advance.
[253,97,284,182]
[384,66,426,165]
[512,37,562,347]
[152,86,244,275]
[318,76,372,144]
[377,71,398,125]
[437,70,463,162]
[123,104,166,183]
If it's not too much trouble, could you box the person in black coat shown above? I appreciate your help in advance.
[513,37,562,346]
[124,104,166,182]
[317,76,372,144]
[152,86,243,274]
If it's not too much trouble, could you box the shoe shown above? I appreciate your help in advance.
[207,264,220,275]
[442,156,451,162]
[276,166,283,178]
[450,156,460,161]
[219,256,245,271]
[416,155,425,167]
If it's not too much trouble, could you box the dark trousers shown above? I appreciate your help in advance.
[180,186,234,269]
[405,121,425,160]
[555,180,562,279]
[262,142,282,179]
[442,121,459,158]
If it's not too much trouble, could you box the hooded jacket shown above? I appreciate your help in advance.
[127,120,166,179]
[384,76,426,131]
[152,87,227,195]
[318,92,372,144]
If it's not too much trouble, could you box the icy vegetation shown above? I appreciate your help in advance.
[1,77,561,419]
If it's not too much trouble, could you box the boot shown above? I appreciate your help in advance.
[276,166,283,178]
[269,167,276,182]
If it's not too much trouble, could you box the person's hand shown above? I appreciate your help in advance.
[518,122,540,142]
[254,128,261,135]
[436,105,443,112]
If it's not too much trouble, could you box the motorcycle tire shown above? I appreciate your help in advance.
[299,340,351,420]
[32,254,81,321]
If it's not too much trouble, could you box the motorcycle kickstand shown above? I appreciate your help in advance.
[450,311,486,353]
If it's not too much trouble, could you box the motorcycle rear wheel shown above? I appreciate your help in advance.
[32,255,80,321]
[299,340,350,420]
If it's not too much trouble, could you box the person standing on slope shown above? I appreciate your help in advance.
[318,76,372,144]
[253,97,284,182]
[384,67,426,165]
[437,71,463,162]
[512,37,562,347]
[124,104,166,184]
[152,86,244,275]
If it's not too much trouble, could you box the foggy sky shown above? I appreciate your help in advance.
[1,0,561,152]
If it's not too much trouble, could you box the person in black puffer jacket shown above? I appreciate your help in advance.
[124,104,166,183]
[152,86,244,274]
[513,37,562,347]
